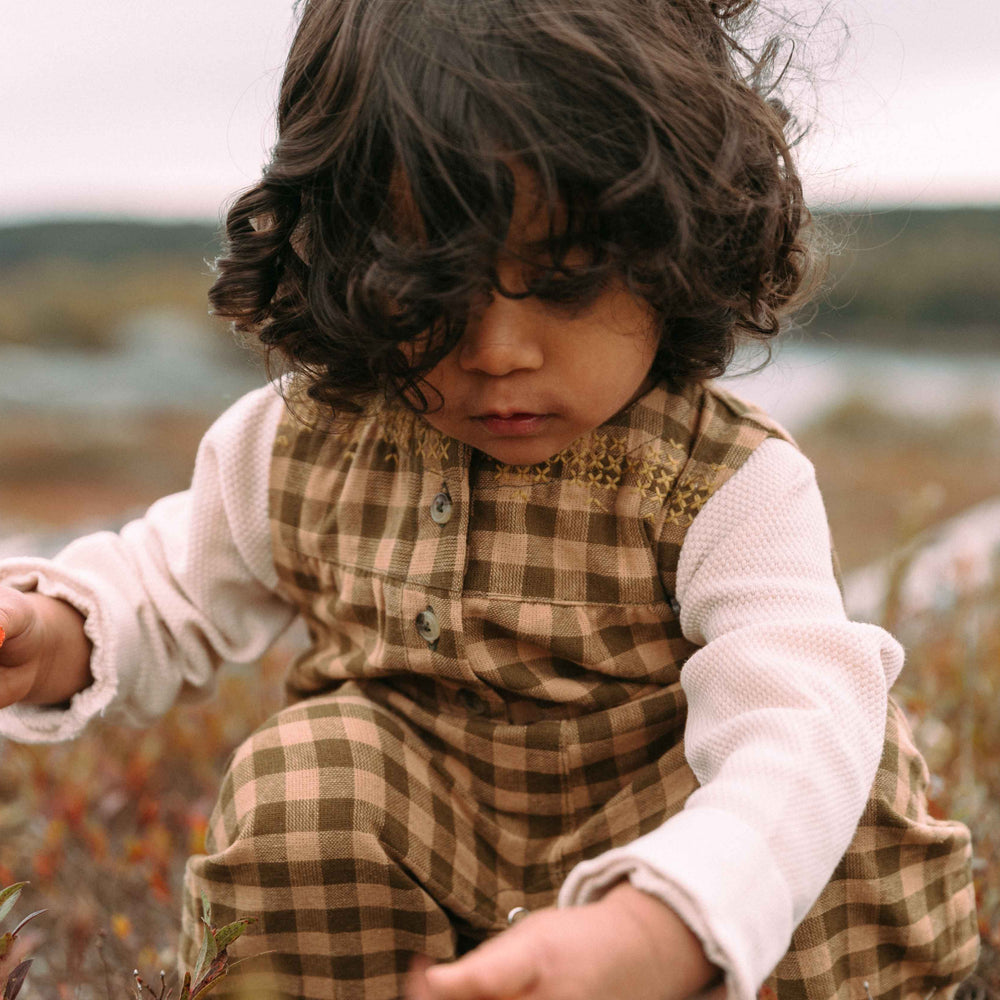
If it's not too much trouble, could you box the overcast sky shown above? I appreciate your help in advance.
[2,0,998,223]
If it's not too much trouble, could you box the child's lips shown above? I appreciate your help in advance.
[476,412,550,436]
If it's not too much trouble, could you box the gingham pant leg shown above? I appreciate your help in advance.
[179,691,461,1000]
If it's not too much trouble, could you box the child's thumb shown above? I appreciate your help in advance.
[420,934,541,1000]
[0,590,45,706]
[0,586,39,661]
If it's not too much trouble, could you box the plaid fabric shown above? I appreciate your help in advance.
[180,678,697,998]
[761,696,979,1000]
[267,379,786,710]
[179,378,978,998]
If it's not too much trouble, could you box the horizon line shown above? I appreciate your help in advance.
[2,199,1000,230]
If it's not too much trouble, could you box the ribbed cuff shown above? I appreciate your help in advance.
[0,557,132,743]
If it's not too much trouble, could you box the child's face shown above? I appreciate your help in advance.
[404,166,661,466]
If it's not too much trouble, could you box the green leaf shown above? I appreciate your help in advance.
[3,958,32,1000]
[193,925,219,984]
[0,931,12,960]
[0,885,27,927]
[212,917,254,953]
[178,970,192,1000]
[199,891,213,928]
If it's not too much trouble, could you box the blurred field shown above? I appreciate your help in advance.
[798,399,1000,573]
[0,411,213,529]
[1,209,999,352]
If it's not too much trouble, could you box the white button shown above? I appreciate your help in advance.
[507,906,530,925]
[430,487,453,525]
[415,607,440,648]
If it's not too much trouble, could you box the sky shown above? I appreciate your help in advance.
[2,0,998,223]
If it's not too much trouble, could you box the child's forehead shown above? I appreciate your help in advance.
[387,157,571,259]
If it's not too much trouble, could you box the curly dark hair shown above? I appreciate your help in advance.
[209,0,821,414]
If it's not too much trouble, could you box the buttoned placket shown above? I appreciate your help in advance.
[406,447,475,687]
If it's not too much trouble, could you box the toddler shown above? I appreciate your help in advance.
[0,0,979,997]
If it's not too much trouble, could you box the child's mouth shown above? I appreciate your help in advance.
[477,413,549,436]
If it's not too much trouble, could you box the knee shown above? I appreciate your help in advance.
[207,694,408,863]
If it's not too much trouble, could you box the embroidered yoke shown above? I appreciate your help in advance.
[179,379,977,1000]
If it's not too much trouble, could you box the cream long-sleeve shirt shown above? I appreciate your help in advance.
[0,382,903,999]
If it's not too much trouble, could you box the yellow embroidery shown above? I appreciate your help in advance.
[485,433,729,526]
[365,404,455,466]
[494,462,554,487]
[484,430,712,520]
[664,462,726,527]
[279,390,743,526]
[634,440,685,499]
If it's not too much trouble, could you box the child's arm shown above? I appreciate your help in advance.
[0,383,298,742]
[556,438,903,998]
[407,882,722,1000]
[0,587,93,707]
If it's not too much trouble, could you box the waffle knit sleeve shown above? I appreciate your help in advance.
[0,382,297,743]
[558,436,904,1000]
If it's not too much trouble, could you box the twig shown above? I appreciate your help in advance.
[95,930,114,1000]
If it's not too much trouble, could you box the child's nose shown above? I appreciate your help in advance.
[457,293,544,376]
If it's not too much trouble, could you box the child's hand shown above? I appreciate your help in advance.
[406,882,724,1000]
[0,586,93,708]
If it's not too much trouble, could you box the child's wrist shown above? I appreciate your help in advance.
[601,880,723,999]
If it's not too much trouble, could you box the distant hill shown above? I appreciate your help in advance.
[0,219,222,268]
[811,206,1000,350]
[0,208,997,351]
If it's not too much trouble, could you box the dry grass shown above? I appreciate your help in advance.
[891,580,1000,1000]
[798,398,1000,574]
[0,411,212,530]
[0,257,227,352]
[0,654,290,998]
[0,398,998,997]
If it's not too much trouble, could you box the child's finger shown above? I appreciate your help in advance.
[0,592,42,704]
[420,935,541,1000]
[405,955,437,1000]
[0,587,35,654]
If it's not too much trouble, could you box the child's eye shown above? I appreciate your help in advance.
[531,271,605,310]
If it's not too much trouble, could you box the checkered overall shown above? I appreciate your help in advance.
[180,380,978,999]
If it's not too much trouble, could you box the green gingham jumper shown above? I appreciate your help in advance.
[180,379,978,1000]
